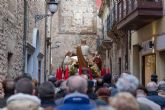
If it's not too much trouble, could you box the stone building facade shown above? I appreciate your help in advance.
[0,0,46,82]
[0,0,100,80]
[51,0,99,71]
[98,0,129,75]
[0,0,24,79]
[129,1,165,84]
[25,0,46,82]
[97,0,112,71]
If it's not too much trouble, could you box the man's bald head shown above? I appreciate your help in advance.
[67,75,88,94]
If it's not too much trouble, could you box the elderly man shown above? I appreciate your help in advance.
[15,78,34,95]
[116,73,152,110]
[55,75,88,105]
[136,85,161,110]
[38,81,55,110]
[67,75,88,93]
[158,81,165,98]
[146,81,165,109]
[56,75,95,110]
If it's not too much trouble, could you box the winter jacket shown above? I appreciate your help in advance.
[56,92,95,110]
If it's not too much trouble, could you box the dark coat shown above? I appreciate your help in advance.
[56,92,95,110]
[41,99,56,108]
[87,93,97,100]
[147,92,165,109]
[95,99,107,106]
[0,98,6,108]
[138,102,152,110]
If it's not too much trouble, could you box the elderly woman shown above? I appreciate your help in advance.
[116,73,152,110]
[109,92,139,110]
[95,87,111,106]
[2,93,44,110]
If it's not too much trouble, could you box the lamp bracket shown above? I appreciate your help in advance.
[35,14,51,24]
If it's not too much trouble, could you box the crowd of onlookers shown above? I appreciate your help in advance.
[0,72,165,110]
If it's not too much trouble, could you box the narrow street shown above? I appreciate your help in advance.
[0,0,165,110]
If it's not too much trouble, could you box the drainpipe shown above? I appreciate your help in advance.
[44,1,48,81]
[23,0,28,73]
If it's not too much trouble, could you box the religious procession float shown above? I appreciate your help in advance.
[55,39,110,80]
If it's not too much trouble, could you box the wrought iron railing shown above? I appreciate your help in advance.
[117,0,162,22]
[107,6,117,32]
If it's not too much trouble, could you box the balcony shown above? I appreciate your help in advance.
[97,36,112,53]
[107,5,126,41]
[107,6,117,33]
[107,6,118,38]
[117,0,163,30]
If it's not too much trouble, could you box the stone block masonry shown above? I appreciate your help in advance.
[0,0,46,80]
[0,0,24,78]
[51,0,99,70]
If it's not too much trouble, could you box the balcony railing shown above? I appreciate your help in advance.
[117,0,163,30]
[107,6,117,32]
[107,5,126,40]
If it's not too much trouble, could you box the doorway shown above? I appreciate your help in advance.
[142,54,156,85]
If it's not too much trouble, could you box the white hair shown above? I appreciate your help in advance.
[146,82,158,92]
[2,93,43,110]
[116,73,139,93]
[67,75,88,93]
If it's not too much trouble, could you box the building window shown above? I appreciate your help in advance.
[102,26,104,39]
[7,52,13,76]
[38,60,41,84]
[27,54,32,74]
[119,57,122,75]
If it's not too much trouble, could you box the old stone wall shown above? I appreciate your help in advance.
[110,36,129,74]
[0,0,46,79]
[51,0,98,70]
[26,0,46,81]
[0,0,24,78]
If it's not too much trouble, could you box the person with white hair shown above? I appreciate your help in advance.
[1,93,43,110]
[136,85,161,110]
[56,75,96,110]
[116,73,152,110]
[67,75,88,94]
[146,81,165,109]
[158,80,165,98]
[109,92,139,110]
[116,73,139,95]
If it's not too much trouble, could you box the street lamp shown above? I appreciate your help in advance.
[35,0,59,82]
[35,0,58,23]
[48,0,58,14]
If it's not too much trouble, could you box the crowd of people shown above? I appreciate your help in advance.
[0,71,165,110]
